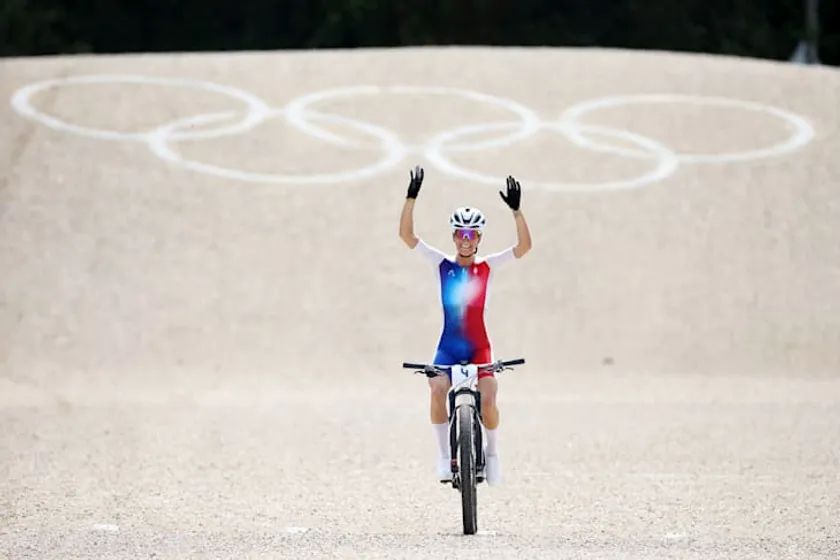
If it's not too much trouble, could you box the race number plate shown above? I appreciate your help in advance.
[451,364,478,386]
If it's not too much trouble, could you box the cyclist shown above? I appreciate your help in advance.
[398,165,532,485]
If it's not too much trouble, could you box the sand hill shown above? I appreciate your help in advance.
[2,47,839,558]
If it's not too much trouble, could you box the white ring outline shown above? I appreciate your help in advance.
[560,94,816,163]
[10,74,272,142]
[11,75,407,184]
[282,85,681,190]
[425,120,680,192]
[8,74,816,191]
[146,108,408,184]
[281,85,543,153]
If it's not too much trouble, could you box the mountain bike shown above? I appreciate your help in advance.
[402,357,526,535]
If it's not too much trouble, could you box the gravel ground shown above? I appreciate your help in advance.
[2,47,839,559]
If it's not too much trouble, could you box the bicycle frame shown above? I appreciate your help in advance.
[403,358,525,484]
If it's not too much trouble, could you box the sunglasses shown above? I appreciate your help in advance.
[454,229,480,240]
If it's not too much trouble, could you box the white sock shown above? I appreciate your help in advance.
[485,427,499,456]
[433,422,449,460]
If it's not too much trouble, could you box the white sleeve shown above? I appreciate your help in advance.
[414,238,448,265]
[483,247,517,270]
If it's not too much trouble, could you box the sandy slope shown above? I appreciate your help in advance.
[1,47,839,558]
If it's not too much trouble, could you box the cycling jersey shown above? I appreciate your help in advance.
[414,239,516,368]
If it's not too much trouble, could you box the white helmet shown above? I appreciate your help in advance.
[449,206,486,231]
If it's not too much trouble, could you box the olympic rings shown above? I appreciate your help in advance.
[9,74,816,192]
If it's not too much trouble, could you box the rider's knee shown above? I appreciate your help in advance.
[429,380,448,400]
[481,390,497,410]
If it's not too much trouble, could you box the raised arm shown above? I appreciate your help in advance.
[400,199,419,248]
[399,165,424,249]
[512,209,532,258]
[500,175,532,258]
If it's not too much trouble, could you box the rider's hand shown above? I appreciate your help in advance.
[406,165,424,199]
[499,175,521,211]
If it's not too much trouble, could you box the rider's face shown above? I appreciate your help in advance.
[453,229,481,257]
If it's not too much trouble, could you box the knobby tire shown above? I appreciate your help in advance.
[458,405,478,535]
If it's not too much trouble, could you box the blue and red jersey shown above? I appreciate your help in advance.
[415,239,516,366]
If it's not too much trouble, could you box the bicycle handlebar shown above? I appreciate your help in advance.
[402,358,525,375]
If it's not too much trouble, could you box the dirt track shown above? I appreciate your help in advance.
[1,46,839,558]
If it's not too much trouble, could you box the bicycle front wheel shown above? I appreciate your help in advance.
[457,405,478,535]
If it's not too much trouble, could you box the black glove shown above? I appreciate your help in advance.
[406,165,424,199]
[499,175,521,211]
